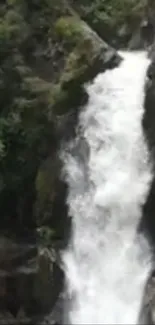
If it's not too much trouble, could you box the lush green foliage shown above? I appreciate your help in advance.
[70,0,147,45]
[0,0,57,230]
[79,0,147,22]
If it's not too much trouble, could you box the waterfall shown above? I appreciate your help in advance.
[61,52,153,324]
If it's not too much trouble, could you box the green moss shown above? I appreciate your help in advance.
[47,53,88,116]
[47,84,68,115]
[62,37,96,79]
[55,16,82,44]
[61,51,87,84]
[48,18,104,116]
[48,84,67,106]
[35,168,56,226]
[36,168,55,202]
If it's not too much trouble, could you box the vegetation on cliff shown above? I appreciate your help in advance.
[0,0,150,241]
[69,0,147,46]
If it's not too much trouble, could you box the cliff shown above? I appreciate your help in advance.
[0,0,155,323]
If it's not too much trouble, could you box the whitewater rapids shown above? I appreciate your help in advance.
[61,52,152,324]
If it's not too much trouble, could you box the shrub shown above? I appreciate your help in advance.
[55,16,82,44]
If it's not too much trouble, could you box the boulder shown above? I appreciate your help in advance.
[48,16,121,116]
[0,236,63,323]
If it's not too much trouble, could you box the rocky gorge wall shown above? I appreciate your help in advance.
[1,0,155,323]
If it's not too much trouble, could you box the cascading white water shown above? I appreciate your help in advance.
[61,52,153,324]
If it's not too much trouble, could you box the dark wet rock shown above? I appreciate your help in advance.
[0,237,63,323]
[138,270,155,324]
[142,57,155,247]
[40,292,66,325]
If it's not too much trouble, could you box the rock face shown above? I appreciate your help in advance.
[0,0,121,238]
[3,0,155,324]
[33,15,122,250]
[0,236,63,324]
[138,269,155,324]
[142,10,155,321]
[0,2,123,323]
[142,59,155,246]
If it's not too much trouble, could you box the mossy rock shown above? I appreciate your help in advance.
[49,16,120,116]
[35,156,60,206]
[35,156,62,225]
